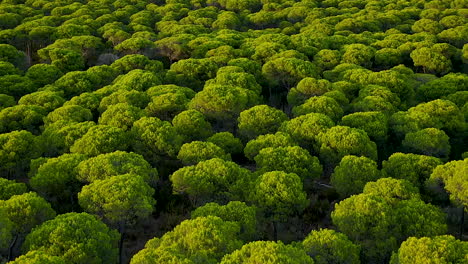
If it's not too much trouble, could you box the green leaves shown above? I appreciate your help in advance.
[22,212,120,264]
[427,159,468,209]
[70,125,129,156]
[220,241,313,264]
[78,174,155,227]
[249,171,308,220]
[238,105,288,140]
[317,126,377,171]
[331,155,382,198]
[255,146,322,181]
[171,158,253,205]
[302,229,360,264]
[390,235,468,264]
[131,216,243,264]
[177,141,231,165]
[76,151,158,184]
[332,178,447,263]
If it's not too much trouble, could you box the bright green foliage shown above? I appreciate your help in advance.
[340,111,388,143]
[130,216,243,264]
[29,154,87,209]
[355,85,401,109]
[76,151,158,184]
[114,37,156,54]
[0,192,55,234]
[146,92,190,120]
[313,49,341,70]
[220,240,313,264]
[40,121,95,155]
[0,178,27,200]
[173,110,213,142]
[279,113,334,150]
[177,141,231,165]
[70,125,129,156]
[412,18,443,34]
[111,69,161,91]
[332,183,446,263]
[262,57,318,89]
[0,130,41,178]
[146,84,196,99]
[244,132,298,161]
[292,96,343,121]
[416,73,468,102]
[0,105,46,133]
[207,68,262,95]
[189,84,260,121]
[18,91,65,112]
[341,44,375,67]
[78,174,155,227]
[64,92,102,112]
[410,47,452,75]
[25,64,63,87]
[22,212,120,264]
[111,55,163,74]
[170,158,253,205]
[238,105,288,140]
[317,126,378,170]
[390,235,468,264]
[131,117,184,162]
[382,153,443,189]
[98,103,144,130]
[427,159,468,209]
[255,146,322,181]
[51,71,97,99]
[250,171,308,221]
[390,99,465,138]
[402,128,451,159]
[287,78,332,106]
[200,132,240,155]
[363,178,421,203]
[98,90,150,113]
[8,250,67,264]
[212,11,241,30]
[374,48,403,68]
[191,201,257,241]
[331,155,382,198]
[44,105,93,126]
[302,229,360,264]
[0,207,13,250]
[167,58,218,90]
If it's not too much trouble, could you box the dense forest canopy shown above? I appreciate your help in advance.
[0,0,467,263]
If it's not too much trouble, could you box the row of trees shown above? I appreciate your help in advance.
[1,0,467,263]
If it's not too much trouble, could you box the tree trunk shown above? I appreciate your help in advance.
[8,234,18,261]
[119,225,125,264]
[273,221,278,241]
[460,205,465,240]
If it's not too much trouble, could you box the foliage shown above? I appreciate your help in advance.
[76,151,158,184]
[331,155,382,199]
[22,212,120,264]
[177,141,231,165]
[254,146,322,181]
[78,174,155,227]
[130,216,243,264]
[302,229,360,264]
[390,235,468,264]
